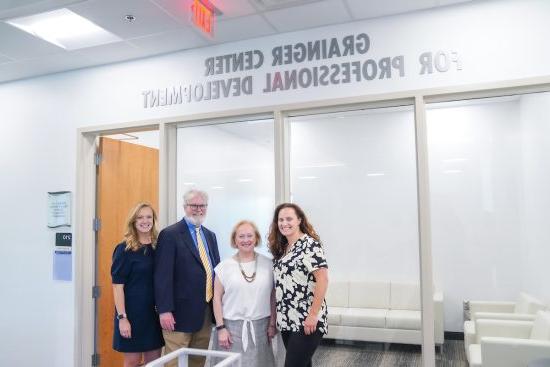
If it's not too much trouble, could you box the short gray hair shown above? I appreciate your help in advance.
[183,189,209,204]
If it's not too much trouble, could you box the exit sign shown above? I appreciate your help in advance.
[191,0,214,36]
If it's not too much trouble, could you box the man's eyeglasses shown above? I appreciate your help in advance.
[186,204,208,210]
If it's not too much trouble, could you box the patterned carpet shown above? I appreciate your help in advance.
[313,339,468,367]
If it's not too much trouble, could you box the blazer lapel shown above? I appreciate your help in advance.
[177,219,202,265]
[203,229,218,266]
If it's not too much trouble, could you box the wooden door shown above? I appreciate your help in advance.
[96,137,159,366]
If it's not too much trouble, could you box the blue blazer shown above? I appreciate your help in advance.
[154,219,220,332]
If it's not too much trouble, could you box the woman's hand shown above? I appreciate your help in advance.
[217,328,233,350]
[267,322,277,340]
[119,318,131,338]
[303,313,318,335]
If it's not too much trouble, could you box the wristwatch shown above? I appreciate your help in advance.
[116,313,127,320]
[216,324,226,330]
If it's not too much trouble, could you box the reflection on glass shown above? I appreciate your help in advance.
[427,93,550,366]
[176,119,275,260]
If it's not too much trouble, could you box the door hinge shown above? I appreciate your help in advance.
[94,152,102,166]
[92,286,101,299]
[93,218,101,231]
[92,353,100,366]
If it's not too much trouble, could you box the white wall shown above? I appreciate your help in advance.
[1,0,550,364]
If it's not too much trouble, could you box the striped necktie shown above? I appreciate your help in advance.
[195,226,213,302]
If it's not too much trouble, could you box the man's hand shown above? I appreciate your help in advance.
[160,312,176,331]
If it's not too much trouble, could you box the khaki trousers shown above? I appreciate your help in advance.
[162,305,212,367]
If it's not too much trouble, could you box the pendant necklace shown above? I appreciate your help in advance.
[237,252,257,283]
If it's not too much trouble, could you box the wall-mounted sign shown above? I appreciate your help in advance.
[141,32,462,109]
[191,0,214,37]
[47,191,71,228]
[55,232,72,253]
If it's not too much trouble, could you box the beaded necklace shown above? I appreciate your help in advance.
[236,252,257,283]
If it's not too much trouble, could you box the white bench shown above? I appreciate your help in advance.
[325,281,444,345]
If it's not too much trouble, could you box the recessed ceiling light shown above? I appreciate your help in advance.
[5,8,121,50]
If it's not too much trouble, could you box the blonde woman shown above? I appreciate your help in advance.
[111,202,164,367]
[213,220,277,367]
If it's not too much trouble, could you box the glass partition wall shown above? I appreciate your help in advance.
[288,105,424,363]
[176,118,275,260]
[427,92,550,366]
[170,88,550,366]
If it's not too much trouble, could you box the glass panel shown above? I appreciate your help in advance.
[427,92,550,366]
[289,106,423,361]
[176,118,275,259]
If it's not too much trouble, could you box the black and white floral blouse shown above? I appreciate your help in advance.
[273,234,328,334]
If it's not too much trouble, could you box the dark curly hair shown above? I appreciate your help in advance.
[267,203,319,260]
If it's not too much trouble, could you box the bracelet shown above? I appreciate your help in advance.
[216,324,226,330]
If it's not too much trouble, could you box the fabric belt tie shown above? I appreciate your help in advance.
[241,319,256,352]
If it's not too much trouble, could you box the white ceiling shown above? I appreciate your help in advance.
[0,0,473,84]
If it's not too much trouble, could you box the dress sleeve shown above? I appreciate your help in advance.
[302,238,328,274]
[111,243,129,284]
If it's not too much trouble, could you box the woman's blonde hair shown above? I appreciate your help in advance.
[123,202,159,251]
[230,220,261,248]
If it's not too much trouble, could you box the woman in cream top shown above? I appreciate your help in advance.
[213,220,276,367]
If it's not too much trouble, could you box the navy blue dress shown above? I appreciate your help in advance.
[111,242,164,352]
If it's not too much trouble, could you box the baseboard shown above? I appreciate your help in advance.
[444,331,464,340]
[322,331,464,345]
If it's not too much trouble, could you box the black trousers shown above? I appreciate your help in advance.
[281,329,323,367]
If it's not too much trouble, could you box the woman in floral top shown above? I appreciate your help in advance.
[268,203,329,367]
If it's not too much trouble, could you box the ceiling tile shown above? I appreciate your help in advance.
[0,0,83,18]
[214,14,276,43]
[0,22,65,60]
[128,27,210,55]
[0,53,14,64]
[209,0,257,18]
[263,0,351,33]
[437,0,473,5]
[0,52,95,83]
[150,0,195,26]
[68,0,183,39]
[345,0,437,20]
[73,41,149,65]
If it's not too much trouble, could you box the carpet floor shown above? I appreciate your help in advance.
[313,339,468,367]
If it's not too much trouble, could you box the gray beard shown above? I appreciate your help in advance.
[185,215,204,226]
